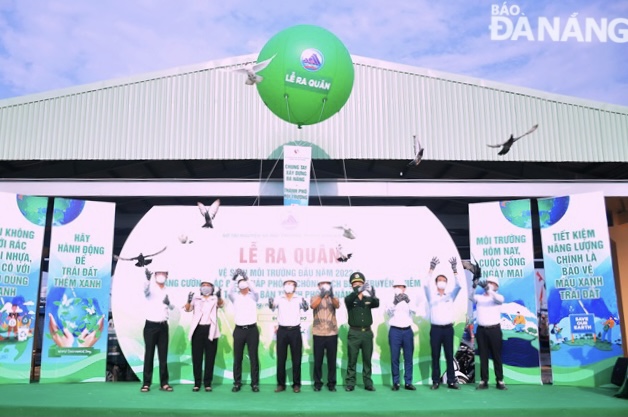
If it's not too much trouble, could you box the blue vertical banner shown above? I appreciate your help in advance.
[40,198,116,383]
[283,145,312,206]
[468,199,541,385]
[539,191,623,386]
[0,193,48,384]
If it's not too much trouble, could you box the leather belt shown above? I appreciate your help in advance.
[431,323,453,328]
[278,325,300,330]
[350,326,371,332]
[479,324,501,329]
[391,326,411,330]
[236,323,257,329]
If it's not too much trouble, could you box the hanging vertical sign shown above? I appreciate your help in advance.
[0,193,48,384]
[539,191,623,386]
[40,198,116,383]
[283,145,312,206]
[468,199,541,385]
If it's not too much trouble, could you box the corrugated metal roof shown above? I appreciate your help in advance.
[1,54,627,162]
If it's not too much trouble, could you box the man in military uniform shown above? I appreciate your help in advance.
[344,272,379,392]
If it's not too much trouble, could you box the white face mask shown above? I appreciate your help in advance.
[394,287,403,295]
[238,280,249,290]
[200,286,213,296]
[320,283,331,291]
[436,281,447,290]
[284,284,295,294]
[155,274,167,285]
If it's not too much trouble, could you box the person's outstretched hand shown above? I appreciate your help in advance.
[49,313,74,347]
[78,315,105,347]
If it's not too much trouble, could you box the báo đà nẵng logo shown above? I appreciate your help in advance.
[489,3,628,43]
[301,49,324,71]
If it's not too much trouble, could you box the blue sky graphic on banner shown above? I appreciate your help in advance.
[539,191,623,387]
[40,198,116,383]
[0,193,48,384]
[468,199,541,385]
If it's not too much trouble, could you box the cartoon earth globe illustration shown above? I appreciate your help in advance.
[538,196,570,228]
[50,288,103,338]
[52,198,85,226]
[16,195,49,226]
[499,199,532,228]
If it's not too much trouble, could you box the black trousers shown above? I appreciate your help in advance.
[143,320,169,387]
[430,324,455,384]
[313,335,338,388]
[476,325,504,383]
[191,324,218,387]
[233,325,260,387]
[276,326,303,387]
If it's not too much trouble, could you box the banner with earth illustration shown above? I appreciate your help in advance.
[539,191,623,387]
[40,198,116,383]
[468,199,542,385]
[0,192,48,384]
[111,205,469,387]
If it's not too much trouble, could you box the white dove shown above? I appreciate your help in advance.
[232,54,276,85]
[197,199,220,228]
[400,135,424,176]
[336,244,353,262]
[334,225,356,239]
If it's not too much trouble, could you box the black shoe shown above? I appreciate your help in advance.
[328,385,337,392]
[496,381,508,390]
[405,384,416,391]
[313,386,322,392]
[274,385,286,393]
[365,385,376,392]
[447,382,460,390]
[392,384,400,391]
[252,385,260,392]
[345,385,355,392]
[430,383,440,390]
[231,385,241,392]
[476,381,488,390]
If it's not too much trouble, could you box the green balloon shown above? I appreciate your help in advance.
[256,25,354,128]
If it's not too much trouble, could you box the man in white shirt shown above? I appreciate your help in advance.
[472,276,507,390]
[385,278,417,391]
[228,268,260,392]
[141,265,175,393]
[424,256,462,390]
[268,278,309,393]
[184,280,224,392]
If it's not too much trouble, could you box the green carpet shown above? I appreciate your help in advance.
[1,382,626,417]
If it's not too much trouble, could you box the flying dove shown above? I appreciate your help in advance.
[198,199,220,228]
[488,124,538,156]
[400,135,424,176]
[232,54,276,85]
[114,246,167,267]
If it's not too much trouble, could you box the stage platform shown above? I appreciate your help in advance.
[1,382,626,417]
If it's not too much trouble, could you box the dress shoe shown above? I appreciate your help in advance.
[365,385,376,391]
[447,382,460,390]
[404,384,416,391]
[345,385,355,392]
[313,386,322,392]
[476,381,488,390]
[231,385,241,392]
[430,383,440,390]
[274,385,286,393]
[496,381,508,391]
[328,386,337,392]
[293,386,301,393]
[391,384,400,391]
[252,385,260,392]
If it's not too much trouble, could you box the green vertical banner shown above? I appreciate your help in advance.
[283,145,312,206]
[468,199,542,385]
[40,198,116,383]
[0,193,48,384]
[539,191,623,386]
